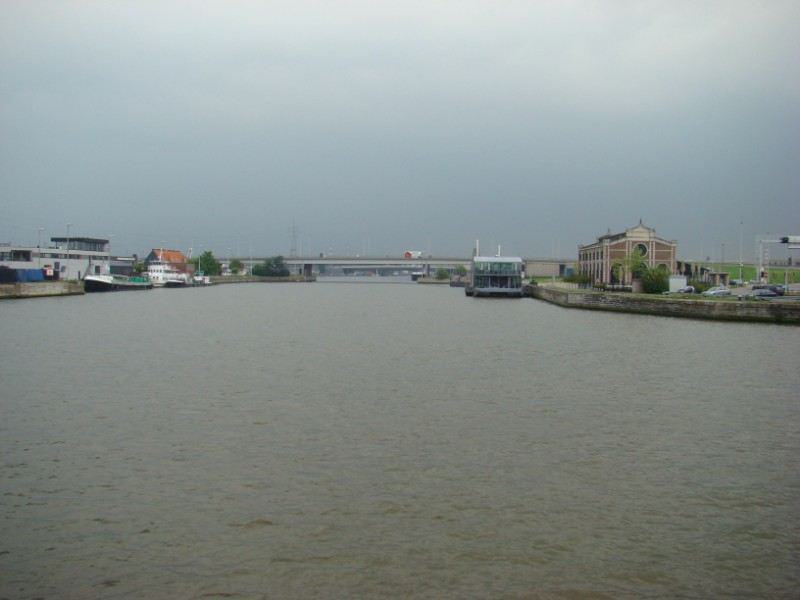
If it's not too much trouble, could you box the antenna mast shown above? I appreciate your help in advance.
[290,221,298,257]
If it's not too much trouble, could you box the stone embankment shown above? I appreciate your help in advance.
[209,275,315,284]
[526,285,800,324]
[0,281,84,300]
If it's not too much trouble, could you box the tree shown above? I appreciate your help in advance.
[688,279,710,293]
[191,251,221,276]
[435,268,450,280]
[229,258,244,274]
[612,247,647,284]
[252,256,290,277]
[640,266,669,294]
[455,264,467,276]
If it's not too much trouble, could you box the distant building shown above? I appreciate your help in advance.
[578,221,677,285]
[705,271,731,287]
[144,248,189,273]
[0,236,111,280]
[524,259,570,278]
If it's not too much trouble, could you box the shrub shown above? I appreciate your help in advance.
[641,267,668,294]
[563,271,590,284]
[253,256,290,277]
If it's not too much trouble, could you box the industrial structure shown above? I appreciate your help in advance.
[578,221,677,285]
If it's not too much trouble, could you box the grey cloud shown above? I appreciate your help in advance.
[1,1,798,259]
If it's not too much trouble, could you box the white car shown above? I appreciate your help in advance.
[702,287,731,297]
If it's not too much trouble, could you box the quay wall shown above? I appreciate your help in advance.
[0,281,84,300]
[209,275,315,284]
[528,285,800,325]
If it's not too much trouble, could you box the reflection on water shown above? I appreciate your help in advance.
[1,283,799,598]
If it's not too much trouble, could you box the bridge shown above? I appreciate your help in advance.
[236,256,469,277]
[236,256,573,277]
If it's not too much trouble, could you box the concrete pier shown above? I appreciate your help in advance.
[209,275,315,284]
[0,281,85,300]
[527,285,800,324]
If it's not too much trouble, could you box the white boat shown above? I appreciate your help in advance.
[192,272,212,286]
[147,261,190,288]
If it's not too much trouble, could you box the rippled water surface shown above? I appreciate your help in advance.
[1,283,799,598]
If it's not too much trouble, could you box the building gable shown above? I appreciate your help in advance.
[625,223,656,239]
[145,249,187,265]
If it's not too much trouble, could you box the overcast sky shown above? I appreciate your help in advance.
[1,1,798,260]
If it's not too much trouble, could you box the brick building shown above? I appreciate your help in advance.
[578,221,677,285]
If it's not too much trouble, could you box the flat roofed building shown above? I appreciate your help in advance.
[578,221,677,285]
[51,236,110,253]
[0,236,111,280]
[470,256,523,297]
[524,259,570,278]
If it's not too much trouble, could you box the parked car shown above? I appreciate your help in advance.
[769,285,785,296]
[751,288,778,299]
[752,284,785,296]
[702,287,731,297]
[678,285,695,294]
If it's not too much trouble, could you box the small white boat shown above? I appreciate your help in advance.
[192,272,212,286]
[147,261,190,288]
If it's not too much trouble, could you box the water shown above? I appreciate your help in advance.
[1,283,798,598]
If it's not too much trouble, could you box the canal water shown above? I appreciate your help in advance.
[1,283,798,598]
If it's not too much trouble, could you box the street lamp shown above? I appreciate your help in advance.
[65,223,72,279]
[738,221,744,284]
[107,234,113,275]
[37,228,44,267]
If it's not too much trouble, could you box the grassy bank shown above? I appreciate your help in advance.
[701,263,800,284]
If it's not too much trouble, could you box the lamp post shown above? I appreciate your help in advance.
[738,221,743,284]
[107,235,113,276]
[37,228,44,267]
[65,223,72,279]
